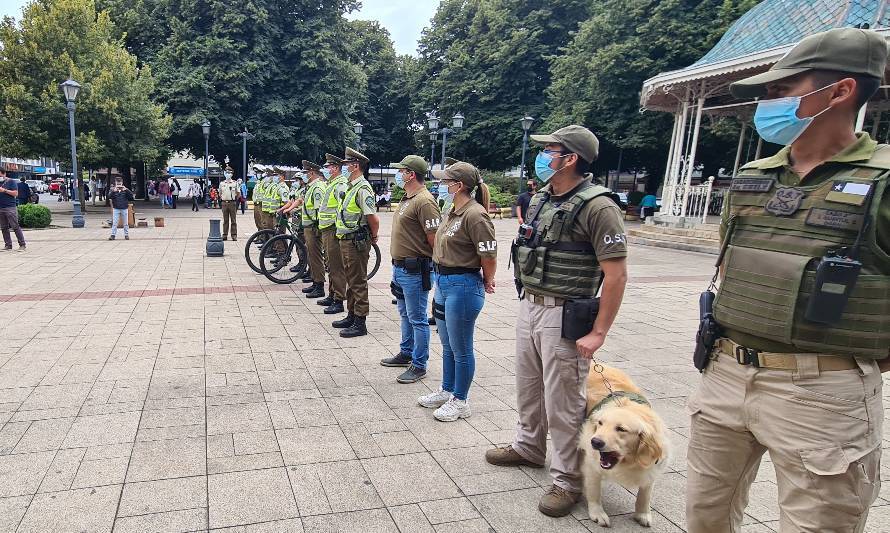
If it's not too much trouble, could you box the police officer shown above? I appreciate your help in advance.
[380,155,441,382]
[253,170,266,230]
[263,173,288,230]
[258,174,276,229]
[686,28,890,533]
[316,154,349,314]
[298,161,327,298]
[332,147,379,337]
[484,125,628,517]
[218,166,240,240]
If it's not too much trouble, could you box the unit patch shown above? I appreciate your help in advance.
[805,208,864,231]
[825,180,873,206]
[764,187,806,216]
[730,177,775,193]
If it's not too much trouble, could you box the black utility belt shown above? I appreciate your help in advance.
[393,257,432,270]
[433,264,480,275]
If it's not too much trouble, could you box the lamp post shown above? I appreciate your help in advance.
[60,79,84,228]
[435,113,465,169]
[614,138,624,191]
[353,122,363,150]
[236,128,255,182]
[201,120,210,188]
[428,131,438,179]
[519,115,534,193]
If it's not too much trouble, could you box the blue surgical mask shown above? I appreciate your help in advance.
[437,182,450,199]
[321,168,331,179]
[534,151,566,182]
[300,173,309,184]
[394,171,405,188]
[341,165,350,177]
[753,83,835,146]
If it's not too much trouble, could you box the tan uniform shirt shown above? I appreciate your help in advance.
[219,180,239,201]
[547,181,628,262]
[433,200,496,268]
[391,187,440,260]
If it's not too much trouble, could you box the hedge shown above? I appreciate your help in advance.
[18,204,52,228]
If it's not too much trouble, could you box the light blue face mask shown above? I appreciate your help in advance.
[394,171,405,188]
[437,182,451,199]
[753,83,835,146]
[321,168,331,179]
[300,173,310,184]
[534,151,568,182]
[341,165,351,177]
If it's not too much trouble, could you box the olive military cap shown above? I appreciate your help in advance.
[343,147,369,164]
[391,155,428,176]
[302,160,321,172]
[325,153,343,165]
[731,28,889,99]
[530,125,599,163]
[444,157,460,166]
[431,161,480,190]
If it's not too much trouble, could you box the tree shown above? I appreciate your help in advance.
[0,0,170,185]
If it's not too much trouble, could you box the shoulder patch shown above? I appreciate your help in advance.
[364,196,374,209]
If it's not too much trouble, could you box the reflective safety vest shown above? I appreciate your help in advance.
[514,182,616,299]
[336,178,374,238]
[254,178,269,204]
[714,147,890,358]
[301,179,326,226]
[262,180,287,213]
[318,174,347,229]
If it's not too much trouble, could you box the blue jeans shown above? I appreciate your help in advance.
[110,208,128,236]
[393,266,431,369]
[435,272,484,400]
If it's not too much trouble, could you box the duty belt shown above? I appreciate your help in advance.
[716,338,858,372]
[523,293,565,307]
[433,264,479,275]
[393,257,432,268]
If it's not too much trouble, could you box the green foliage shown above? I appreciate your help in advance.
[0,0,171,169]
[17,204,52,228]
[391,187,405,202]
[487,184,516,209]
[627,190,645,206]
[480,170,521,195]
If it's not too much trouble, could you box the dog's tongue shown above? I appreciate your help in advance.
[599,451,620,470]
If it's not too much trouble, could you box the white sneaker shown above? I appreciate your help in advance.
[434,398,471,422]
[418,388,452,409]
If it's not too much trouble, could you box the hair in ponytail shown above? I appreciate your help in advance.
[474,177,490,209]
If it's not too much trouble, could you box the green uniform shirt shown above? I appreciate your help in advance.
[720,132,890,351]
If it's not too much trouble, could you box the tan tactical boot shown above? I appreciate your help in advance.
[538,485,580,517]
[484,446,544,468]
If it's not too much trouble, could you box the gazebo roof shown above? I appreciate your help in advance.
[642,0,890,112]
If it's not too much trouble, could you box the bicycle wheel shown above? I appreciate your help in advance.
[260,234,308,284]
[245,229,278,274]
[367,243,381,280]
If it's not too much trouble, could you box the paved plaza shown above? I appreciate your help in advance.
[0,201,889,532]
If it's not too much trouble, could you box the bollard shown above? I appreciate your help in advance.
[206,219,224,257]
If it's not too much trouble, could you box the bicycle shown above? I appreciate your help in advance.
[244,214,302,274]
[317,237,382,281]
[259,224,310,284]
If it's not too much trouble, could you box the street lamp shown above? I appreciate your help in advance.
[429,112,465,170]
[353,122,363,150]
[519,115,534,192]
[428,131,438,179]
[201,120,210,188]
[60,79,84,228]
[236,128,255,182]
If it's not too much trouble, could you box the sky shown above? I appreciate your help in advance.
[0,0,438,56]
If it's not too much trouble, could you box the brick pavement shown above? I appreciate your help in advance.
[0,202,888,532]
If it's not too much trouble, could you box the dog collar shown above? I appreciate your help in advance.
[586,391,650,419]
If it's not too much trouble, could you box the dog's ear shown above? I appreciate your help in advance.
[634,425,664,468]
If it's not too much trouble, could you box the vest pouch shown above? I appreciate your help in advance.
[714,245,812,345]
[516,245,543,278]
[562,298,599,341]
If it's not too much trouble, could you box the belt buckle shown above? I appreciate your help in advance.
[734,346,760,368]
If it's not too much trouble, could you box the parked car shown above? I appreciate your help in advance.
[49,180,64,194]
[26,179,47,193]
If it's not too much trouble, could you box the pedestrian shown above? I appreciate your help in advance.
[16,176,31,206]
[107,178,134,241]
[639,191,657,219]
[0,169,26,251]
[89,178,96,205]
[96,177,105,201]
[316,154,349,315]
[486,124,628,517]
[218,167,240,240]
[187,180,202,212]
[331,148,379,337]
[379,155,441,383]
[687,28,890,532]
[514,179,537,224]
[148,179,156,199]
[170,177,181,209]
[238,179,248,214]
[83,181,90,202]
[296,161,327,298]
[157,178,171,208]
[261,174,286,229]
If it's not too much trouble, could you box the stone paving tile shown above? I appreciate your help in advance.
[301,509,399,533]
[277,426,356,465]
[0,495,31,532]
[118,475,207,516]
[61,411,141,448]
[114,508,208,533]
[287,459,383,516]
[361,452,461,506]
[126,436,206,481]
[0,451,55,497]
[17,484,122,533]
[208,467,299,529]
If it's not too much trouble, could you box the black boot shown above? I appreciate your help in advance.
[323,299,344,315]
[332,312,354,328]
[301,274,313,283]
[305,283,325,299]
[302,282,317,294]
[340,315,368,338]
[317,295,335,306]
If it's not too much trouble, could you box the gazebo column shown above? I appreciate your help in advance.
[664,91,690,216]
[680,87,705,218]
[731,122,747,179]
[662,110,681,190]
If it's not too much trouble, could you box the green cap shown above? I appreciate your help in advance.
[444,157,460,167]
[391,155,428,176]
[530,125,599,163]
[730,28,888,99]
[431,161,480,190]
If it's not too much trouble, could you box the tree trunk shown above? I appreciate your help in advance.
[135,162,146,200]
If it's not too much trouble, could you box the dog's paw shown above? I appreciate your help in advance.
[633,512,652,527]
[588,506,611,528]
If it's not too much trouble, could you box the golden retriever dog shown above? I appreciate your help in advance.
[578,365,669,528]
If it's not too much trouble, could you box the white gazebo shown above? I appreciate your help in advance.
[641,0,890,226]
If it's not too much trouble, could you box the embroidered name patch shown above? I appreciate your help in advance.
[825,181,873,206]
[765,187,805,216]
[730,178,775,193]
[805,208,864,231]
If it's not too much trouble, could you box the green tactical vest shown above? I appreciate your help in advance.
[514,182,614,298]
[262,181,285,213]
[301,180,325,226]
[255,178,269,204]
[715,146,890,359]
[336,178,373,238]
[318,175,346,229]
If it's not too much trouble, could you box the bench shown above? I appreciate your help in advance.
[488,202,502,219]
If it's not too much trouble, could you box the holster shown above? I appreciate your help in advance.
[352,227,371,252]
[561,298,599,341]
[390,281,404,300]
[421,258,432,291]
[432,299,446,321]
[694,290,722,372]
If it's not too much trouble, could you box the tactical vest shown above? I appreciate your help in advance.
[263,181,285,213]
[254,179,268,204]
[318,175,346,229]
[715,147,890,359]
[514,183,615,298]
[336,178,373,237]
[301,180,324,226]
